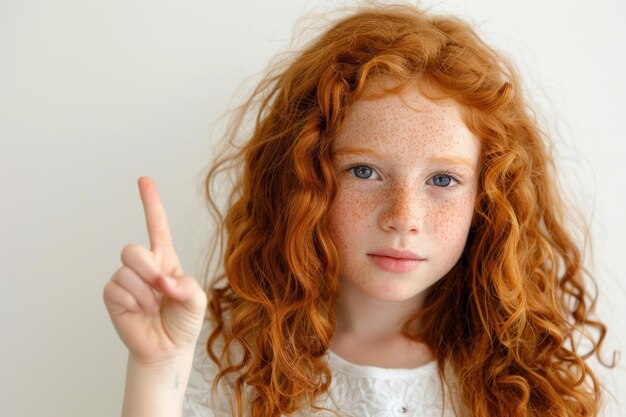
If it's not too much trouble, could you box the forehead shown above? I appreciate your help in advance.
[334,86,480,158]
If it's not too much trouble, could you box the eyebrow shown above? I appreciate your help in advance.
[427,156,475,170]
[333,147,475,171]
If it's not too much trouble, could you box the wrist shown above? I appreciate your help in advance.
[126,350,195,387]
[122,352,195,417]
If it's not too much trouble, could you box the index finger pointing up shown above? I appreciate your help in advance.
[138,176,174,251]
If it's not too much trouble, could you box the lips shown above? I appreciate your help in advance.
[367,248,426,273]
[367,248,425,260]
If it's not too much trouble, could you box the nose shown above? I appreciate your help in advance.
[379,182,423,234]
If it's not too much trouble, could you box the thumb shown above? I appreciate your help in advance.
[156,275,207,312]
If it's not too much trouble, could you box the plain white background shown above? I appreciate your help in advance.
[1,1,625,416]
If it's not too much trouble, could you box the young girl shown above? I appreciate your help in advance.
[103,3,615,417]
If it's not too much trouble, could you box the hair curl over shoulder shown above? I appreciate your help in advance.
[201,3,616,417]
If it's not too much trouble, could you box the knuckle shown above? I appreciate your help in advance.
[115,265,134,282]
[103,282,127,305]
[102,282,114,300]
[120,243,145,264]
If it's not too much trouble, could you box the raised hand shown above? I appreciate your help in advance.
[103,177,207,366]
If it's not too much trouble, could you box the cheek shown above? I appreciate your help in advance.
[428,194,475,257]
[328,189,377,244]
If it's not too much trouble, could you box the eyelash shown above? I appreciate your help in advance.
[345,164,461,187]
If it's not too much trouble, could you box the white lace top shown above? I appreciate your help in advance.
[184,319,463,417]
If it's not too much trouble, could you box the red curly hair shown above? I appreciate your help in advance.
[201,3,616,417]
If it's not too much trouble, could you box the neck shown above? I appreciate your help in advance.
[332,278,427,343]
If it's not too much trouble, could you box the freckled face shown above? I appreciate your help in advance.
[328,87,480,302]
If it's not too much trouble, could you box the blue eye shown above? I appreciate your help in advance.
[350,165,376,179]
[430,173,458,187]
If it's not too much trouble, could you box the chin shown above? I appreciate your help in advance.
[363,281,431,302]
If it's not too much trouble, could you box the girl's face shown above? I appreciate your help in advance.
[328,86,480,303]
